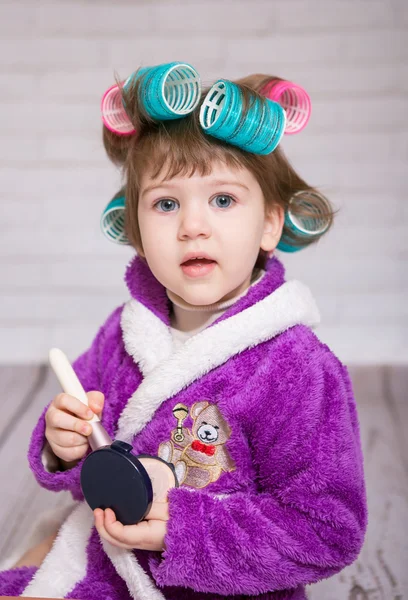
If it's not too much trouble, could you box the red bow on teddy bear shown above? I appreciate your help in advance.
[191,440,216,456]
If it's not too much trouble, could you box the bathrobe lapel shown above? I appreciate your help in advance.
[117,279,320,443]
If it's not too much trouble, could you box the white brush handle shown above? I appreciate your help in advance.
[49,348,99,423]
[49,348,113,450]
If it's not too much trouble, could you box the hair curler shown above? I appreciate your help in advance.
[261,80,311,135]
[200,79,286,155]
[277,190,331,252]
[135,62,201,120]
[101,62,201,135]
[101,83,136,136]
[100,194,128,245]
[49,348,178,525]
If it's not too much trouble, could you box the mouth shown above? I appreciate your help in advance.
[181,257,215,267]
[180,252,216,266]
[180,256,217,278]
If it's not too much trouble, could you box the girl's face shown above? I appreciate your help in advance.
[137,160,283,306]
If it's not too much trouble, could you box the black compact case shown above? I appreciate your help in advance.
[80,440,177,525]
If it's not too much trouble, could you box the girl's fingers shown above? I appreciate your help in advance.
[104,509,165,549]
[52,394,95,421]
[46,407,93,436]
[103,509,146,547]
[103,508,127,538]
[46,427,88,448]
[87,391,104,416]
[94,509,134,550]
[48,440,88,463]
[145,502,169,521]
[94,508,167,551]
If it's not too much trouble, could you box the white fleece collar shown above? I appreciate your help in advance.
[118,280,320,443]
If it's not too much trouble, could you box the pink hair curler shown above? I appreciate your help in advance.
[101,83,135,136]
[262,80,311,135]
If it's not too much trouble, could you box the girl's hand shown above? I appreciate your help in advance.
[94,502,169,551]
[45,391,104,463]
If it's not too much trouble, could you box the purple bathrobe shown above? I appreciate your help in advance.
[0,255,367,600]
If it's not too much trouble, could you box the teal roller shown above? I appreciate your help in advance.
[199,79,286,155]
[101,195,128,245]
[277,191,331,252]
[126,62,201,121]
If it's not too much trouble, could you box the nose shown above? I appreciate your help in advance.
[178,203,212,240]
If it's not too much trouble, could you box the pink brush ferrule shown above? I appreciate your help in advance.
[262,80,311,135]
[101,83,135,136]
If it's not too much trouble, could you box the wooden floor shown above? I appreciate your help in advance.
[0,365,407,599]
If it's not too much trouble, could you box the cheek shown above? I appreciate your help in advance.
[221,216,263,258]
[139,224,179,287]
[139,217,172,254]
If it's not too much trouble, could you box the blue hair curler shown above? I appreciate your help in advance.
[126,62,201,121]
[101,195,129,245]
[277,190,331,252]
[122,65,152,99]
[199,80,286,155]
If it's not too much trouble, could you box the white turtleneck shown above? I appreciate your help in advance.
[166,268,266,350]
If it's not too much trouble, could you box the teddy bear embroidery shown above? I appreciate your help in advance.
[158,401,236,489]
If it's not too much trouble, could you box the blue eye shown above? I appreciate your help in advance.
[155,199,178,212]
[212,194,235,209]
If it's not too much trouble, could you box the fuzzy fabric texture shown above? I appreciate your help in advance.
[0,566,37,596]
[0,254,367,600]
[116,278,320,443]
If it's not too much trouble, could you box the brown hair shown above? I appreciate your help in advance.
[103,72,335,268]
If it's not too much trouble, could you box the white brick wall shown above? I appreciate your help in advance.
[0,0,407,364]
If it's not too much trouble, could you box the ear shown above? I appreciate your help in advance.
[260,204,284,253]
[191,401,209,419]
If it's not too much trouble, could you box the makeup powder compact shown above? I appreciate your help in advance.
[49,348,178,525]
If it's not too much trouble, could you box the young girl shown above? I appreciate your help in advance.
[0,63,367,600]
